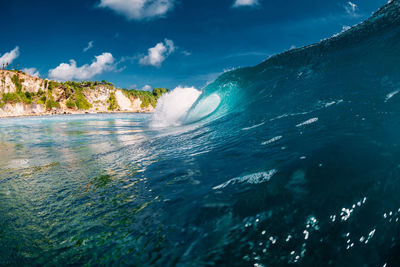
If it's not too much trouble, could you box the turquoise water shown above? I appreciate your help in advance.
[2,1,400,266]
[0,114,162,265]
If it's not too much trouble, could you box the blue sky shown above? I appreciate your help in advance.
[0,0,387,90]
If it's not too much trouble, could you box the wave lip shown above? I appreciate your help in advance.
[184,93,221,124]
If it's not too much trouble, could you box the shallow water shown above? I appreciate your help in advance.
[0,114,161,265]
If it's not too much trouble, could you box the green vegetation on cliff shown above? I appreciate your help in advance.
[122,88,168,108]
[0,75,34,105]
[45,84,60,109]
[152,88,168,99]
[1,75,46,106]
[75,91,92,110]
[0,70,169,113]
[61,81,92,110]
[1,91,45,106]
[66,99,76,109]
[2,93,20,104]
[12,74,23,93]
[45,96,60,109]
[108,92,119,110]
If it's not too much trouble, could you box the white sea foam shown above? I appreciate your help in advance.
[150,86,202,128]
[385,90,399,102]
[323,99,344,107]
[270,111,310,121]
[189,150,211,157]
[324,101,336,107]
[296,117,318,127]
[262,135,282,145]
[241,122,265,131]
[213,169,277,190]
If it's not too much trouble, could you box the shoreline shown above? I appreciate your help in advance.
[0,110,153,119]
[0,70,167,120]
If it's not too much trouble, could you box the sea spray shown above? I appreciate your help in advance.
[150,86,201,127]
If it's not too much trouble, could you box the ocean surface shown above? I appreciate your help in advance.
[2,1,400,266]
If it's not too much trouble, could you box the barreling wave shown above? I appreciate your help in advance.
[152,0,400,133]
[145,1,400,265]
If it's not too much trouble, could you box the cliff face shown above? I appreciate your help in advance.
[0,70,44,94]
[0,70,160,117]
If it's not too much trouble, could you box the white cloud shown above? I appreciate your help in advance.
[48,53,115,81]
[182,50,192,56]
[0,46,20,67]
[345,1,358,16]
[141,85,152,91]
[128,84,153,91]
[99,0,174,20]
[139,39,175,67]
[83,41,94,52]
[22,68,40,77]
[233,0,259,8]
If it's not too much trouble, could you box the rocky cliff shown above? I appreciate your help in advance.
[0,70,167,117]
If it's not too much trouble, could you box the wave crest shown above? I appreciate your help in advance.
[150,86,202,128]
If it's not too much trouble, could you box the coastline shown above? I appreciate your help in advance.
[0,70,168,120]
[0,109,153,119]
